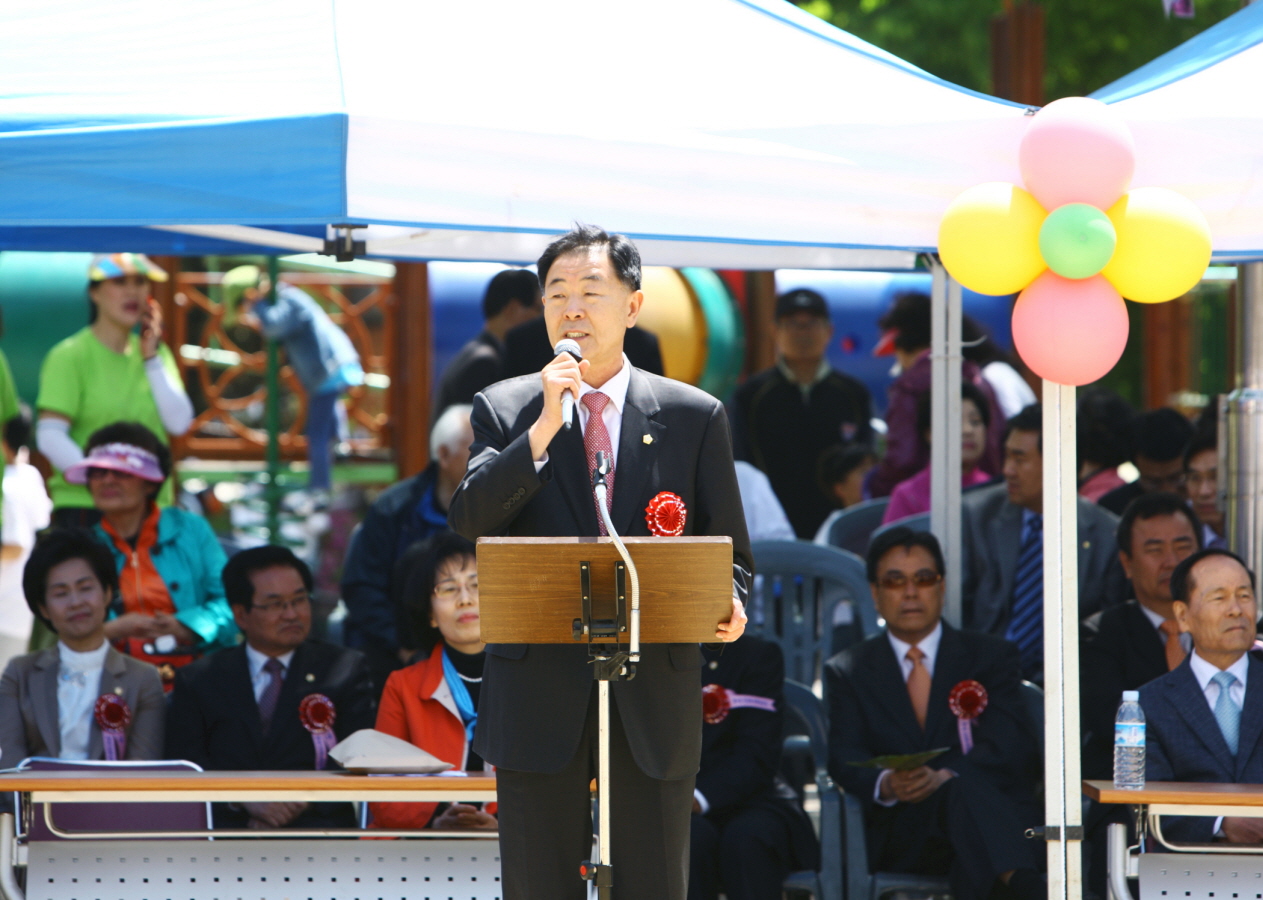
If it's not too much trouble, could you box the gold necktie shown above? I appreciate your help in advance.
[1159,619,1187,672]
[906,645,931,729]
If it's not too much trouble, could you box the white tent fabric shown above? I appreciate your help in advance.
[0,0,1032,268]
[1093,2,1263,262]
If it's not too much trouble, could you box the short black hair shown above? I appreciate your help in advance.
[817,444,876,495]
[877,292,931,353]
[1077,387,1135,469]
[394,531,478,655]
[915,381,992,441]
[222,545,313,610]
[536,224,641,293]
[1133,407,1194,463]
[1004,403,1042,454]
[866,527,945,584]
[1184,422,1217,469]
[960,315,1011,368]
[84,421,173,482]
[1170,547,1255,604]
[482,269,542,321]
[1116,492,1202,559]
[3,406,31,452]
[23,528,119,629]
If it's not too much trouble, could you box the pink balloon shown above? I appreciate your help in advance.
[1019,97,1135,211]
[1011,272,1129,386]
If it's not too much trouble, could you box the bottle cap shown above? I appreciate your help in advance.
[1122,690,1139,701]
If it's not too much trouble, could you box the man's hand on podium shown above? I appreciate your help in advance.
[716,596,747,643]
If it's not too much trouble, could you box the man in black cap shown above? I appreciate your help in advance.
[730,289,872,539]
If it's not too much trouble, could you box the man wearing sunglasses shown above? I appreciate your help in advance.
[825,527,1044,900]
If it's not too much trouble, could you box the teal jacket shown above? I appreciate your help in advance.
[95,507,238,650]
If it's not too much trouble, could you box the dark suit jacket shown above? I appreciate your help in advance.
[166,640,376,828]
[1098,481,1144,518]
[501,316,664,379]
[433,330,504,424]
[0,646,165,761]
[449,367,752,780]
[1080,601,1171,780]
[825,624,1038,837]
[960,483,1126,635]
[1141,653,1263,843]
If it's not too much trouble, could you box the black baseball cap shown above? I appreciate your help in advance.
[775,289,829,320]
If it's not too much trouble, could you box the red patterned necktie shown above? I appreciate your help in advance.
[582,392,614,534]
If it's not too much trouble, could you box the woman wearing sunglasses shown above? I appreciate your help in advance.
[65,422,235,687]
[369,531,496,831]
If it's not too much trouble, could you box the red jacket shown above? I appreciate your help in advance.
[368,644,493,829]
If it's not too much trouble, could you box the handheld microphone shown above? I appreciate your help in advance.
[554,338,582,430]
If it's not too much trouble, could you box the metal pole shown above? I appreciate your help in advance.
[265,256,282,543]
[1042,381,1083,900]
[1224,263,1263,575]
[929,257,963,626]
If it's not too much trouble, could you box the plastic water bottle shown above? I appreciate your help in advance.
[1113,690,1146,790]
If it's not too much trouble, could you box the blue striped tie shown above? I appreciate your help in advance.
[1005,513,1043,678]
[1212,670,1241,756]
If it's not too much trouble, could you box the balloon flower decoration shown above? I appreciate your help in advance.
[938,97,1212,386]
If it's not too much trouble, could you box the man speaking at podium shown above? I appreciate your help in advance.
[449,225,752,900]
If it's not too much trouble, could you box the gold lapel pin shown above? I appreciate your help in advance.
[305,673,315,683]
[643,434,653,445]
[114,686,124,696]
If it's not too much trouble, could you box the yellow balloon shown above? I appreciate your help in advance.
[938,183,1047,295]
[1101,187,1211,304]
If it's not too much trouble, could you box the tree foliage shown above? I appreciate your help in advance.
[795,0,1241,100]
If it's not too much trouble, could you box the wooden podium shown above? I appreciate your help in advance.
[476,534,734,898]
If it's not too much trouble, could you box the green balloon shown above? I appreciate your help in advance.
[1038,203,1117,279]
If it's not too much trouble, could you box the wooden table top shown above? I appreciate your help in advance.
[0,769,496,793]
[1085,780,1263,807]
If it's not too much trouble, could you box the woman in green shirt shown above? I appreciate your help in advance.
[36,254,193,527]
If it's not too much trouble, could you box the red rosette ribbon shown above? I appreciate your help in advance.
[948,680,988,754]
[299,693,337,770]
[94,694,131,761]
[701,683,777,725]
[645,491,687,537]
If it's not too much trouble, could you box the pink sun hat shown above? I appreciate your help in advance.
[64,442,165,485]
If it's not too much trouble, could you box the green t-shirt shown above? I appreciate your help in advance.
[37,327,180,510]
[0,349,21,523]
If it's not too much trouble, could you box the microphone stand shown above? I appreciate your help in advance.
[577,450,640,900]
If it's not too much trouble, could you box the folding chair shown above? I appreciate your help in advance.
[815,498,890,556]
[780,680,842,900]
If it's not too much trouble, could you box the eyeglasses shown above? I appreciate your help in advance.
[878,570,943,590]
[1186,469,1217,490]
[252,595,310,616]
[434,579,478,601]
[1139,472,1187,492]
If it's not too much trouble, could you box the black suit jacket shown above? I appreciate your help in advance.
[166,640,376,828]
[449,367,752,780]
[501,316,664,379]
[1080,601,1171,780]
[825,624,1038,831]
[433,330,504,424]
[1141,653,1263,843]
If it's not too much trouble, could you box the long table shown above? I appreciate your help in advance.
[0,770,503,900]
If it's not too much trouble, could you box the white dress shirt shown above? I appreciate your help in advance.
[57,641,110,760]
[875,622,944,805]
[245,643,295,704]
[535,355,631,470]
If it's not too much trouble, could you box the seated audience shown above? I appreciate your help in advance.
[865,292,1004,498]
[1142,548,1263,845]
[342,404,474,695]
[1076,387,1135,502]
[66,422,234,686]
[818,444,876,512]
[370,532,496,831]
[0,529,164,760]
[1098,407,1194,516]
[1184,424,1224,550]
[826,528,1041,900]
[1080,493,1202,781]
[734,461,795,542]
[882,382,992,524]
[0,410,52,671]
[167,545,375,829]
[961,315,1036,420]
[961,404,1125,682]
[690,634,817,900]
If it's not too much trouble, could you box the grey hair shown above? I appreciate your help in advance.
[430,404,473,460]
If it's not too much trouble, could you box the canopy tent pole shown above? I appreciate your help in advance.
[1224,262,1263,573]
[265,255,282,543]
[930,257,964,626]
[1042,382,1083,900]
